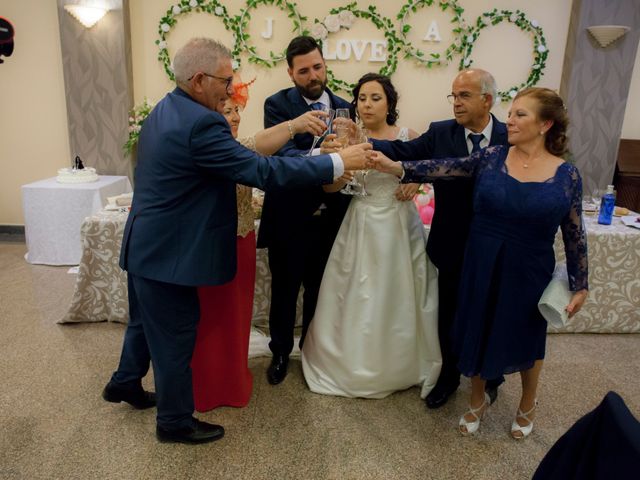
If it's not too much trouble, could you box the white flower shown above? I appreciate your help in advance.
[172,5,181,15]
[232,59,240,70]
[128,117,134,123]
[324,14,341,33]
[466,34,474,43]
[537,45,547,53]
[310,22,328,40]
[158,40,167,49]
[214,6,224,16]
[532,64,540,69]
[509,13,518,23]
[189,0,198,8]
[161,23,170,33]
[338,10,356,28]
[509,90,517,98]
[531,20,539,28]
[463,57,471,67]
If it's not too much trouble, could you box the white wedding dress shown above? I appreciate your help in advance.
[301,127,441,399]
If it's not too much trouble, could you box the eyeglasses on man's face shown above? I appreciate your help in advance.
[188,72,233,90]
[447,92,487,104]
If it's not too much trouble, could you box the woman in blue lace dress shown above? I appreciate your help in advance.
[372,87,588,439]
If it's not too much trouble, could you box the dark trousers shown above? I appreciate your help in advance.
[111,274,200,430]
[267,214,334,356]
[436,265,504,390]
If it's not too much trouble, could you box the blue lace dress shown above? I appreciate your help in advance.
[402,145,588,379]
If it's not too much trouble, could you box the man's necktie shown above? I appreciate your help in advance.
[469,133,484,154]
[310,102,325,111]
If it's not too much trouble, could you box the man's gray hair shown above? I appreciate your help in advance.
[476,69,498,108]
[172,38,232,86]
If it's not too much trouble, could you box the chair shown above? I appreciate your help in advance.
[532,391,640,479]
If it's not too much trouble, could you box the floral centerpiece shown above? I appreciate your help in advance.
[124,99,154,155]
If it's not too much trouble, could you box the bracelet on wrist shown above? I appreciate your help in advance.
[287,120,294,140]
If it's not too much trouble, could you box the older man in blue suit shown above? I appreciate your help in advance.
[101,38,370,445]
[372,69,508,409]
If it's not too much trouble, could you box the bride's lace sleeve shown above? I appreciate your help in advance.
[560,166,589,291]
[401,145,501,183]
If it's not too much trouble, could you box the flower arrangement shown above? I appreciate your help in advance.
[124,99,154,155]
[310,10,356,41]
[153,1,549,97]
[311,3,404,93]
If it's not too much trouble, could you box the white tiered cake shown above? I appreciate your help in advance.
[56,167,99,184]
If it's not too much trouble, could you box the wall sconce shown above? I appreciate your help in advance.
[586,25,630,48]
[64,4,109,28]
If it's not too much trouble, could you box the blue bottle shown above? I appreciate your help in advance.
[597,184,615,225]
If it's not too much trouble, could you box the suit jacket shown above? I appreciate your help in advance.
[120,88,335,287]
[257,87,352,248]
[374,114,508,270]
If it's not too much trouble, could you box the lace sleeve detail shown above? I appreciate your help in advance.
[235,136,257,237]
[236,185,255,237]
[401,145,500,183]
[560,166,588,291]
[238,136,256,151]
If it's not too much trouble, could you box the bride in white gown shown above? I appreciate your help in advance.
[301,74,441,399]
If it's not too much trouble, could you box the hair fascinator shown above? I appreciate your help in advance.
[230,75,256,109]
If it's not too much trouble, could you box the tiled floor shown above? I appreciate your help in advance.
[1,241,638,479]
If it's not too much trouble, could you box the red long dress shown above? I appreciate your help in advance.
[191,184,255,410]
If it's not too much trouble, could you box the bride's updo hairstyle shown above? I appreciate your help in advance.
[514,87,569,156]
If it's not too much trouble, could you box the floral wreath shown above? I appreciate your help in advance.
[311,2,403,93]
[156,0,235,81]
[397,0,468,69]
[459,9,549,102]
[233,0,307,68]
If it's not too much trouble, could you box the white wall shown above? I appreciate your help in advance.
[0,0,70,225]
[3,0,639,225]
[622,44,640,139]
[128,0,573,137]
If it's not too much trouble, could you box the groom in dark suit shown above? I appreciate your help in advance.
[101,38,370,444]
[372,69,509,408]
[258,36,352,385]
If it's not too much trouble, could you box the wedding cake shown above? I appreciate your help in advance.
[56,156,99,184]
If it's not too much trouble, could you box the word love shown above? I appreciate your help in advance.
[323,39,388,62]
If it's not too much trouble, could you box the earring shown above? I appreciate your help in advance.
[540,131,544,135]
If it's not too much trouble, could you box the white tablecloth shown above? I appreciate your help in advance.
[61,211,640,333]
[551,212,640,333]
[21,176,132,265]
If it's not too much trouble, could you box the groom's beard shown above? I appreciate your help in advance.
[294,78,326,101]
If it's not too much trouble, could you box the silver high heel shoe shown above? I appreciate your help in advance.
[511,400,538,440]
[459,392,490,436]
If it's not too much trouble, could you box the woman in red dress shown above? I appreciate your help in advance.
[191,78,330,410]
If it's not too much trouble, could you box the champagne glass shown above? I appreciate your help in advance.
[591,188,601,213]
[308,106,335,156]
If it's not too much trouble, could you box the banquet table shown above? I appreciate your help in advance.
[62,210,640,333]
[550,213,640,333]
[22,176,132,265]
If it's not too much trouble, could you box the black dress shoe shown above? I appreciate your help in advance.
[485,385,499,405]
[267,354,289,385]
[425,382,459,409]
[102,381,156,410]
[156,419,225,445]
